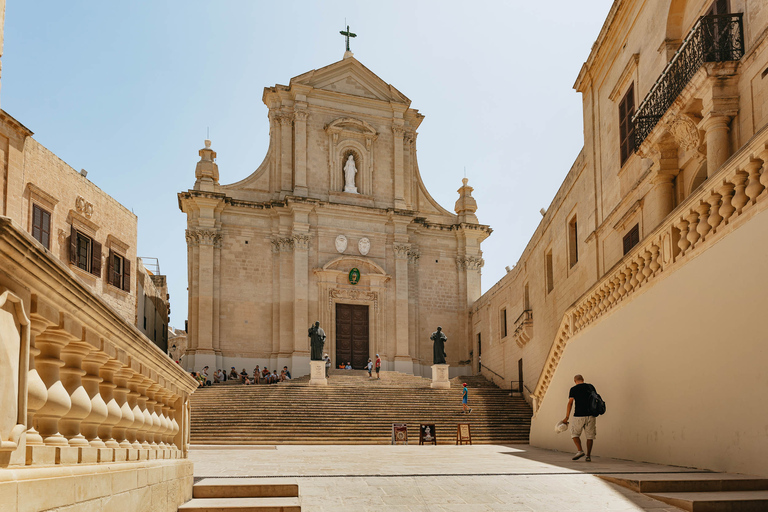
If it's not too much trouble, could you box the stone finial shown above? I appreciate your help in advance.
[454,177,478,224]
[194,139,220,192]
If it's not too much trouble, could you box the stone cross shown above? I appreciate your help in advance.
[339,25,357,52]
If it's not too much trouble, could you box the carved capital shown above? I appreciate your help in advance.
[407,248,420,264]
[293,110,309,122]
[186,229,222,248]
[393,242,410,260]
[391,126,405,138]
[271,236,294,252]
[456,255,484,271]
[292,233,310,251]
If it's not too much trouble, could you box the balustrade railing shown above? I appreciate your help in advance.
[533,127,768,413]
[0,218,197,467]
[633,14,744,148]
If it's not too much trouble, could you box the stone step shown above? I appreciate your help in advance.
[193,479,299,499]
[644,491,768,511]
[599,473,768,493]
[178,497,301,512]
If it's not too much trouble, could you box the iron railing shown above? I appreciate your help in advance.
[633,13,744,148]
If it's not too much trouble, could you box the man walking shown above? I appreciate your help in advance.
[375,354,381,379]
[562,374,597,461]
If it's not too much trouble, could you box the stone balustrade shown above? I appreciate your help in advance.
[532,127,768,413]
[0,217,197,468]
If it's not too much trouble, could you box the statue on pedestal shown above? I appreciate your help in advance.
[431,326,447,365]
[309,321,326,361]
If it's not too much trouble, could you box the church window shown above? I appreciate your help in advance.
[623,224,640,255]
[500,308,508,338]
[568,215,578,267]
[69,225,101,277]
[545,250,554,294]
[32,204,51,249]
[619,83,635,166]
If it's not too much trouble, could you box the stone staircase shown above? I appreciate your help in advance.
[599,473,768,512]
[189,371,531,445]
[179,479,300,511]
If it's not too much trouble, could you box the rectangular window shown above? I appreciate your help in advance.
[568,215,578,267]
[107,249,130,292]
[31,204,51,249]
[545,250,554,294]
[523,283,530,310]
[69,225,101,277]
[619,83,635,166]
[501,308,508,338]
[623,224,641,255]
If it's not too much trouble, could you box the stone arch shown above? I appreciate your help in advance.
[666,0,688,43]
[322,255,388,277]
[688,160,708,196]
[326,117,377,137]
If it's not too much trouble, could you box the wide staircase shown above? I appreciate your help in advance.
[189,371,531,445]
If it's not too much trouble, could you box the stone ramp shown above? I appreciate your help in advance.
[190,373,531,445]
[599,473,768,512]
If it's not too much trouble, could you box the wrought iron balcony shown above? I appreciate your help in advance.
[633,13,744,148]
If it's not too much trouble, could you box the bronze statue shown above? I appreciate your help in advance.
[309,321,326,361]
[431,326,447,365]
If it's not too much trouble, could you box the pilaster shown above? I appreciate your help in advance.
[293,107,309,197]
[392,123,406,210]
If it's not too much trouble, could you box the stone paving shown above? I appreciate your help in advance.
[190,444,702,511]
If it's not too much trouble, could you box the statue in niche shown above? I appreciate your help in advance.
[343,154,358,194]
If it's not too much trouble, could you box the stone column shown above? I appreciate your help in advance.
[293,108,309,197]
[81,351,109,447]
[59,340,93,446]
[25,311,51,447]
[392,125,406,210]
[127,373,145,449]
[648,172,677,229]
[137,378,153,449]
[279,237,294,364]
[34,324,76,446]
[702,115,731,177]
[292,233,310,375]
[279,114,294,195]
[393,242,412,374]
[112,366,135,448]
[97,360,123,448]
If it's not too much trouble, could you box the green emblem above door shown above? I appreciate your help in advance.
[348,267,361,285]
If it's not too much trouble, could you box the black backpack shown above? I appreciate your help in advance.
[587,386,606,416]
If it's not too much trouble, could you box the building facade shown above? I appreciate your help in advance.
[180,54,490,377]
[473,0,768,476]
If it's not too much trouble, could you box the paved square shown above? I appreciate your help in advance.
[190,444,699,511]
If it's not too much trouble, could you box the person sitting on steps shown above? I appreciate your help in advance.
[229,367,238,381]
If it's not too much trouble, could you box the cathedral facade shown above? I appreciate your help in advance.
[179,54,490,377]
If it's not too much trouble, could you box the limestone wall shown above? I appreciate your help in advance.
[0,113,138,325]
[530,205,768,477]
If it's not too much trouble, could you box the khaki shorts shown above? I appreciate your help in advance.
[570,416,597,440]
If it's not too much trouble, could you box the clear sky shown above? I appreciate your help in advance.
[3,0,614,328]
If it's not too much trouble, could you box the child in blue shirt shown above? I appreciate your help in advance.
[462,383,472,414]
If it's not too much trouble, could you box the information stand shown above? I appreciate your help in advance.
[456,423,472,445]
[419,424,437,445]
[391,423,408,445]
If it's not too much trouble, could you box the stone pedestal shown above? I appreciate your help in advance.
[308,360,328,386]
[430,364,450,389]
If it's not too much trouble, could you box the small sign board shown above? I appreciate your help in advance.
[419,424,437,445]
[391,423,408,445]
[456,423,472,445]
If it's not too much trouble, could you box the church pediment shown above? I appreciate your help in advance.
[290,57,410,105]
[320,255,388,277]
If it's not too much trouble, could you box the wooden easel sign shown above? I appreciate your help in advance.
[391,423,408,445]
[456,423,471,445]
[419,424,437,445]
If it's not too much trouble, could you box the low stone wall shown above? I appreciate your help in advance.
[0,217,198,510]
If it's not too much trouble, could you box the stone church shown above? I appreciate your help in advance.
[179,52,490,377]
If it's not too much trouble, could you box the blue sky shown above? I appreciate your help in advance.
[3,0,613,328]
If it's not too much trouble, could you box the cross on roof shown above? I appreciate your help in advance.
[339,25,357,52]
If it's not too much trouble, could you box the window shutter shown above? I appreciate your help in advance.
[107,249,114,286]
[69,225,78,264]
[91,241,102,277]
[122,258,131,292]
[41,209,51,249]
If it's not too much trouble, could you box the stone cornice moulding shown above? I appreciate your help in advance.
[613,198,645,231]
[608,53,640,102]
[68,209,100,237]
[26,183,60,210]
[106,234,130,254]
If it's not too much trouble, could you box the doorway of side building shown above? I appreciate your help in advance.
[335,303,370,369]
